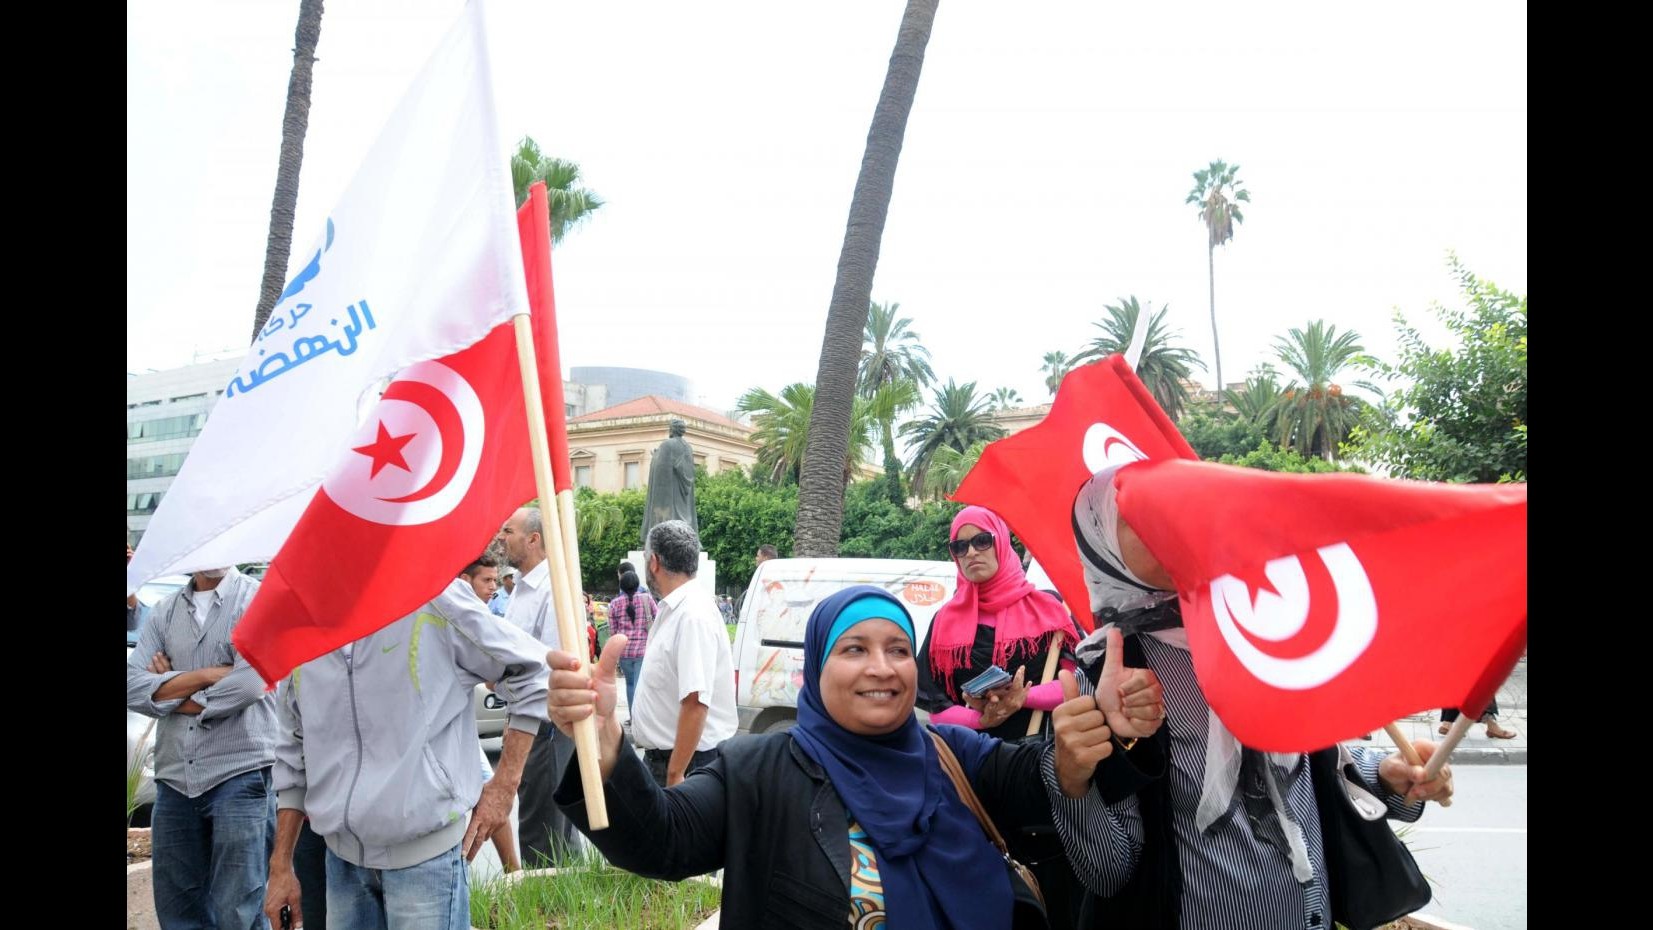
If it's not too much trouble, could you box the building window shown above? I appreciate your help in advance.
[623,461,641,489]
[565,403,577,418]
[574,465,593,488]
[127,452,189,479]
[127,492,165,515]
[127,413,208,443]
[693,453,708,472]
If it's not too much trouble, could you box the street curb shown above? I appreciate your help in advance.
[1448,747,1525,765]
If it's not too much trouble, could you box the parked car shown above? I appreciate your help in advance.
[473,682,508,739]
[731,557,958,735]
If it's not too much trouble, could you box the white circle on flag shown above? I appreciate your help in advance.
[1082,422,1150,472]
[1207,543,1378,690]
[323,360,485,526]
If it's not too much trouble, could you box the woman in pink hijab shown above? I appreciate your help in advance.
[916,505,1079,740]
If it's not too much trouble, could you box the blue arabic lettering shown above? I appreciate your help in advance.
[224,296,376,397]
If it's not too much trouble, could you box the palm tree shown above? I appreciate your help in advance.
[859,300,936,393]
[864,377,921,503]
[988,387,1023,409]
[1071,297,1207,420]
[574,491,625,550]
[511,137,605,244]
[926,440,989,500]
[900,379,1006,498]
[793,0,941,557]
[739,383,876,486]
[249,0,326,343]
[1041,350,1072,396]
[1271,320,1369,459]
[859,300,932,501]
[1224,367,1285,433]
[1185,160,1250,395]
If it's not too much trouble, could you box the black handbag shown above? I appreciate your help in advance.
[1312,746,1433,930]
[929,731,1051,929]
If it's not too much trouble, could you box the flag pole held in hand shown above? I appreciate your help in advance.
[1025,636,1065,736]
[513,184,608,829]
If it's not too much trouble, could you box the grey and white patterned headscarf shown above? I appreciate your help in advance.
[1072,466,1313,883]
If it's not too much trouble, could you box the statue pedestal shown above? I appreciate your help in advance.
[627,550,716,598]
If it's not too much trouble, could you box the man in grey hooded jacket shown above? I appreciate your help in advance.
[262,577,552,929]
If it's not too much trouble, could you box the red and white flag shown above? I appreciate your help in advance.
[232,184,564,684]
[953,355,1197,630]
[1113,460,1527,752]
[127,1,526,593]
[955,353,1528,751]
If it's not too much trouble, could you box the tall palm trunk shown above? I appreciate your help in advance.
[794,0,939,556]
[880,415,903,504]
[1207,243,1222,395]
[250,0,325,343]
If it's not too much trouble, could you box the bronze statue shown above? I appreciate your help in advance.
[643,419,698,546]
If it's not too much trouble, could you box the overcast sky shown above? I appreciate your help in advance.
[128,0,1526,414]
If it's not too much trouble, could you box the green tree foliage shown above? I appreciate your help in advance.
[1348,257,1527,483]
[1216,440,1364,474]
[694,468,800,593]
[1271,320,1371,460]
[573,486,646,593]
[901,379,1006,499]
[1072,297,1206,421]
[1178,406,1267,460]
[510,137,604,243]
[838,481,963,561]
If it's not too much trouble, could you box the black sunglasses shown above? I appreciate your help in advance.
[948,531,995,558]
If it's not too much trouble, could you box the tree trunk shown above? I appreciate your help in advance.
[880,415,904,504]
[250,0,325,343]
[1207,242,1222,397]
[793,0,939,556]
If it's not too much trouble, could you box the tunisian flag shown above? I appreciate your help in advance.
[953,355,1197,631]
[233,184,566,685]
[953,353,1528,751]
[1113,460,1527,752]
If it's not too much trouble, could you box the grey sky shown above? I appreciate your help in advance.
[128,1,1526,414]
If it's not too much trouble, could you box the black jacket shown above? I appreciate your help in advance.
[557,726,1066,930]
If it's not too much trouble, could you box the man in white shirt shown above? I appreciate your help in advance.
[495,507,580,866]
[631,519,737,786]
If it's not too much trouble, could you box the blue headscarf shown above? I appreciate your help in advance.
[789,586,1011,930]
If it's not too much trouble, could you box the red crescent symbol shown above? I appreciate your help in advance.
[377,379,465,504]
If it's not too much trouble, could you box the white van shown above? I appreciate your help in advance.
[732,557,958,735]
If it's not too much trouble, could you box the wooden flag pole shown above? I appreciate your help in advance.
[1375,720,1454,809]
[557,489,584,638]
[1422,713,1474,783]
[512,313,608,830]
[1024,637,1065,737]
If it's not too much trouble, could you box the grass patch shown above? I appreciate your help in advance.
[470,850,720,930]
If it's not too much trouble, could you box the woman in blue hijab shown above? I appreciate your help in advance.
[547,584,1159,929]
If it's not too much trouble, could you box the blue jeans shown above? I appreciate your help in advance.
[152,767,276,930]
[325,844,469,930]
[617,657,644,709]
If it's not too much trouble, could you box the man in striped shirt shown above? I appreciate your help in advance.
[1052,470,1455,930]
[127,566,278,929]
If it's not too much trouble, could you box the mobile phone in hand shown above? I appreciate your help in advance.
[280,905,292,930]
[961,664,1012,698]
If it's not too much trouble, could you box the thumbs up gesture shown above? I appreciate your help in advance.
[547,636,627,778]
[1051,668,1113,798]
[1093,627,1165,739]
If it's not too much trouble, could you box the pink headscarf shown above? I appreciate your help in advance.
[929,505,1075,683]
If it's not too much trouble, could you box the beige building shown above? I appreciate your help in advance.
[567,395,759,494]
[988,402,1053,437]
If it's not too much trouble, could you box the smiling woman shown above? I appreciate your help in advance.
[545,584,1159,930]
